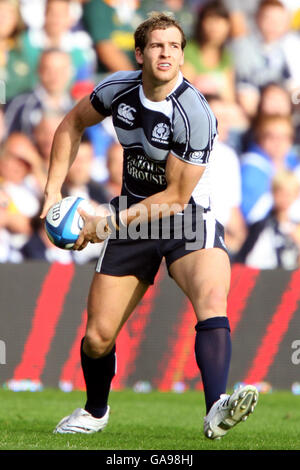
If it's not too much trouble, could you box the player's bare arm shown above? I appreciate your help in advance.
[40,96,105,219]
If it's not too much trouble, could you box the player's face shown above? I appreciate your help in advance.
[136,27,184,87]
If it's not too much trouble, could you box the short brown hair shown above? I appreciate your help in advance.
[194,1,230,45]
[258,0,285,12]
[272,169,300,192]
[134,12,186,52]
[253,113,294,142]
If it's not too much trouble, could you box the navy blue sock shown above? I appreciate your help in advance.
[80,337,116,418]
[194,316,231,414]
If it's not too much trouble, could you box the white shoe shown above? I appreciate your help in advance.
[53,406,110,434]
[204,385,258,440]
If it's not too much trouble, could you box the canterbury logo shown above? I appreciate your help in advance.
[117,103,136,121]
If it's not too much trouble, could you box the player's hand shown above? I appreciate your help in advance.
[40,192,62,219]
[72,208,109,251]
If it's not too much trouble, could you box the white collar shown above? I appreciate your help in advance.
[139,72,183,114]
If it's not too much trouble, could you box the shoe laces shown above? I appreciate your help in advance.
[218,394,230,409]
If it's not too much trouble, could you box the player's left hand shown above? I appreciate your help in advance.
[40,192,62,219]
[73,208,108,251]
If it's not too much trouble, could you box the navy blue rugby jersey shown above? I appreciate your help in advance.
[90,70,217,204]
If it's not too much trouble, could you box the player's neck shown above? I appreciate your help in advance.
[141,72,180,102]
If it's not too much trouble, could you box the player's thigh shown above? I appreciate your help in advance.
[86,272,149,343]
[169,248,231,321]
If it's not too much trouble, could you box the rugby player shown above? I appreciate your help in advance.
[41,12,258,439]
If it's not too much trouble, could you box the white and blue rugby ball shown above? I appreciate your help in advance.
[45,196,94,249]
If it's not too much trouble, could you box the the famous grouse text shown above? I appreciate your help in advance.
[127,154,166,186]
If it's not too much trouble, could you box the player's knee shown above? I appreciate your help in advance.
[199,285,228,317]
[84,328,115,358]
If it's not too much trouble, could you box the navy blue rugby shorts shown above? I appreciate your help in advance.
[95,199,228,285]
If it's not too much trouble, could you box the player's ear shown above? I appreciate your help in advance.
[135,47,144,66]
[179,50,184,67]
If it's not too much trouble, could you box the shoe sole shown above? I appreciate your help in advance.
[205,385,258,440]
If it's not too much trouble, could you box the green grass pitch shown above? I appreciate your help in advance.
[0,388,299,450]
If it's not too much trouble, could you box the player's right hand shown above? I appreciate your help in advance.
[40,192,62,219]
[73,208,108,251]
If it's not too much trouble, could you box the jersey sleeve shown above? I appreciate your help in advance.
[89,74,118,117]
[90,70,136,117]
[90,70,142,117]
[171,88,217,165]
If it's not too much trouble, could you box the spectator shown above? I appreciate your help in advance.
[87,118,116,183]
[19,0,45,29]
[62,134,109,205]
[204,92,249,154]
[104,141,123,199]
[21,0,95,82]
[5,48,74,136]
[33,111,65,167]
[0,131,45,199]
[181,1,235,102]
[240,113,300,224]
[222,0,261,38]
[82,0,141,74]
[242,82,293,151]
[33,109,114,187]
[0,0,35,100]
[199,95,247,256]
[230,0,300,117]
[70,78,115,183]
[0,106,6,145]
[0,132,43,261]
[20,0,84,30]
[257,82,293,116]
[236,169,300,269]
[292,90,300,148]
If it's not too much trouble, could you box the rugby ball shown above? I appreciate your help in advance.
[45,196,94,249]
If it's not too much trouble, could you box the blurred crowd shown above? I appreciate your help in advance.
[1,0,300,269]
